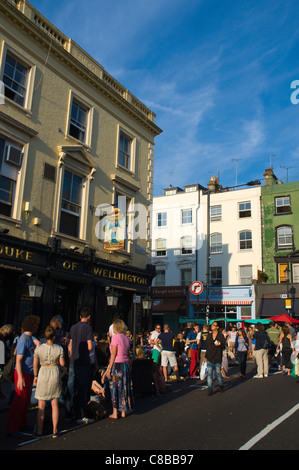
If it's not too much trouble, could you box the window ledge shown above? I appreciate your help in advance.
[52,231,89,246]
[4,97,32,118]
[65,133,91,152]
[0,215,21,227]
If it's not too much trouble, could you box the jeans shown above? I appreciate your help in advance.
[206,360,223,389]
[236,350,247,376]
[65,365,90,419]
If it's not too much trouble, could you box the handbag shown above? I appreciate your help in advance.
[3,347,16,383]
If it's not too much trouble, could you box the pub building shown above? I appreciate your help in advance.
[0,233,155,336]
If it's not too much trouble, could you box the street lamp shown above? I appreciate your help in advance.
[142,294,152,331]
[28,277,44,298]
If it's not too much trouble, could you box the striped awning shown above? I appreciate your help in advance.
[190,300,252,305]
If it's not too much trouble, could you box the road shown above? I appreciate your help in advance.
[1,362,299,453]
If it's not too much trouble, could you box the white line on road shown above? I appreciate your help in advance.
[239,403,299,450]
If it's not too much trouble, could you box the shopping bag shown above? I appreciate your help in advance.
[291,364,297,378]
[200,361,207,381]
[295,358,299,376]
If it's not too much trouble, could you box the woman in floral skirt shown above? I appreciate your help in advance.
[105,318,134,419]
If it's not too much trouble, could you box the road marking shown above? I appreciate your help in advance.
[239,403,299,450]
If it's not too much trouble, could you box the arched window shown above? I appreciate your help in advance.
[276,226,293,250]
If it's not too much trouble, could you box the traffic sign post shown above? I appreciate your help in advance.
[190,281,203,296]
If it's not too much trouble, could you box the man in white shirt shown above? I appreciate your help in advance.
[149,324,162,363]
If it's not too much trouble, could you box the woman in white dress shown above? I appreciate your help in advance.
[33,326,66,437]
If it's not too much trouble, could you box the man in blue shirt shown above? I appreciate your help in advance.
[158,324,180,383]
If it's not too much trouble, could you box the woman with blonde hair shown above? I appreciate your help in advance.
[105,318,134,419]
[33,326,67,437]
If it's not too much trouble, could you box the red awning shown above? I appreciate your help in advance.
[152,297,185,313]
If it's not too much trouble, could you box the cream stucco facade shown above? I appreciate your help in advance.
[0,0,161,269]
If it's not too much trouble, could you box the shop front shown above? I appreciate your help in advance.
[189,285,255,323]
[152,286,188,333]
[0,234,155,337]
[253,280,299,319]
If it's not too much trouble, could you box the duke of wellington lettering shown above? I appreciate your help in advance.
[0,245,34,262]
[93,267,148,286]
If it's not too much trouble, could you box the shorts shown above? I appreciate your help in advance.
[161,350,177,368]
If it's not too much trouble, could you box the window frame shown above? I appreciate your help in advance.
[239,230,252,251]
[0,133,29,223]
[211,266,222,286]
[239,265,253,285]
[210,232,222,254]
[181,236,192,254]
[155,270,166,287]
[210,205,222,221]
[66,91,94,148]
[275,195,291,215]
[238,201,251,218]
[53,148,95,242]
[116,126,136,174]
[275,225,293,250]
[156,238,167,257]
[180,268,192,286]
[293,264,299,283]
[181,208,192,225]
[0,42,36,114]
[157,212,167,227]
[59,169,83,239]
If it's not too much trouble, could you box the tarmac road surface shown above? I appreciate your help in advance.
[1,362,299,452]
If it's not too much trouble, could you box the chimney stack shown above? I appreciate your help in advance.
[207,176,222,193]
[263,168,277,186]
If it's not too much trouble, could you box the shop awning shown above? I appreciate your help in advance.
[152,297,185,313]
[190,300,252,305]
[258,298,299,318]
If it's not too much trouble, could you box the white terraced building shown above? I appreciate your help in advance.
[151,178,262,327]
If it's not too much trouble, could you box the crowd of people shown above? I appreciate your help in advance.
[1,312,299,437]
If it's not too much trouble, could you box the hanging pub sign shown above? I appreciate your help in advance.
[103,208,126,252]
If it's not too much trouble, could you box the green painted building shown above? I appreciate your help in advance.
[261,168,299,284]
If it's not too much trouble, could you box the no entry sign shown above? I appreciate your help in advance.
[190,281,203,295]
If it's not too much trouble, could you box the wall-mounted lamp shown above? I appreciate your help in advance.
[33,218,41,227]
[24,202,33,214]
[28,276,44,298]
[106,287,119,307]
[142,295,152,310]
[24,202,33,223]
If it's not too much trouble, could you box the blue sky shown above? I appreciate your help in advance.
[30,0,299,195]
